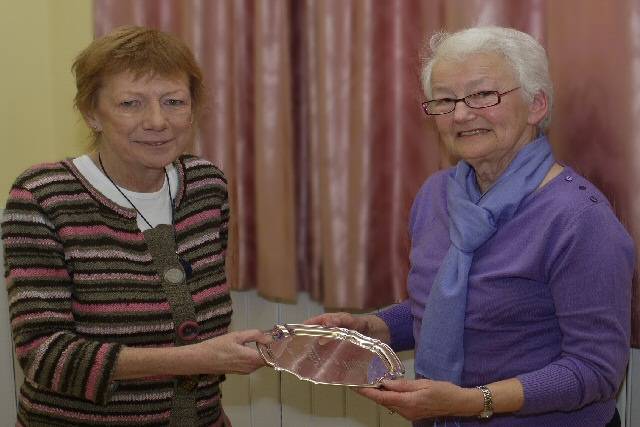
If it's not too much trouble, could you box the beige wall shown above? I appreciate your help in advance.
[0,0,93,206]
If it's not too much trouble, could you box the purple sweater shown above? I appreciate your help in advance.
[378,166,635,426]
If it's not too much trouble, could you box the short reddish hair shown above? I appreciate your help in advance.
[72,26,205,126]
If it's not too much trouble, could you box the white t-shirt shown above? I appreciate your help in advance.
[73,155,179,231]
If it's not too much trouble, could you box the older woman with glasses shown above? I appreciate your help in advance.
[307,26,634,426]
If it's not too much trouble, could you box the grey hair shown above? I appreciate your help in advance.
[421,26,553,131]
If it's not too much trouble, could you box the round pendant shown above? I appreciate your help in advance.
[164,267,185,284]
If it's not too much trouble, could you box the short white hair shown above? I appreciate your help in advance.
[421,26,553,131]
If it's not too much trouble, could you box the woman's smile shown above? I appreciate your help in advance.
[456,128,491,137]
[134,138,174,146]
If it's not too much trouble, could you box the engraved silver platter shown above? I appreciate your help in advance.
[257,323,405,387]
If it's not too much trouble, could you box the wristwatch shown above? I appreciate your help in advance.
[476,385,494,419]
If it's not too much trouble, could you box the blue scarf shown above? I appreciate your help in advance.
[415,135,555,384]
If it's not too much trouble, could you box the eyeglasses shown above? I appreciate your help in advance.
[421,87,521,115]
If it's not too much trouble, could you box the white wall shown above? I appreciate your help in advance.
[221,291,640,427]
[0,215,638,426]
[221,290,413,427]
[622,349,640,425]
[0,199,409,426]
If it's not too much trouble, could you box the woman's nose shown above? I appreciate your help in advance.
[142,103,168,130]
[452,100,476,122]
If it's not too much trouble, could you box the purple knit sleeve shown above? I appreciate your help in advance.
[517,365,581,413]
[517,202,634,415]
[376,300,415,352]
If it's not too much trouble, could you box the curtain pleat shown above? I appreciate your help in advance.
[253,1,297,300]
[95,0,639,345]
[197,1,258,294]
[311,0,358,308]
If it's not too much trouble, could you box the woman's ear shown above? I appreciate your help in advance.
[84,113,102,132]
[527,90,548,126]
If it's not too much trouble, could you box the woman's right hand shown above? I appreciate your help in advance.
[114,329,272,380]
[189,329,272,375]
[304,312,391,344]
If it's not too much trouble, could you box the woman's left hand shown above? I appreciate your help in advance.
[357,379,479,421]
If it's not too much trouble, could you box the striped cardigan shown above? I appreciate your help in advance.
[2,155,233,426]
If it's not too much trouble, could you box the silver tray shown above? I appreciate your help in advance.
[257,323,405,387]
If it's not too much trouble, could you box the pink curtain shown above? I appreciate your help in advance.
[94,0,640,346]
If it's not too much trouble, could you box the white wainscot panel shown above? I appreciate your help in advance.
[1,246,637,427]
[220,290,412,427]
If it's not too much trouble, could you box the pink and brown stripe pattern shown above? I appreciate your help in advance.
[2,155,232,426]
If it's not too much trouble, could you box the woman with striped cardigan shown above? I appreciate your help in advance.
[2,26,268,426]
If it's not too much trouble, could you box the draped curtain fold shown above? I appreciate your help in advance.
[95,0,640,346]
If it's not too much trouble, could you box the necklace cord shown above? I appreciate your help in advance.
[98,153,192,279]
[98,153,173,229]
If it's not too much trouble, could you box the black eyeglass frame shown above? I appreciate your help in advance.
[421,87,521,115]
